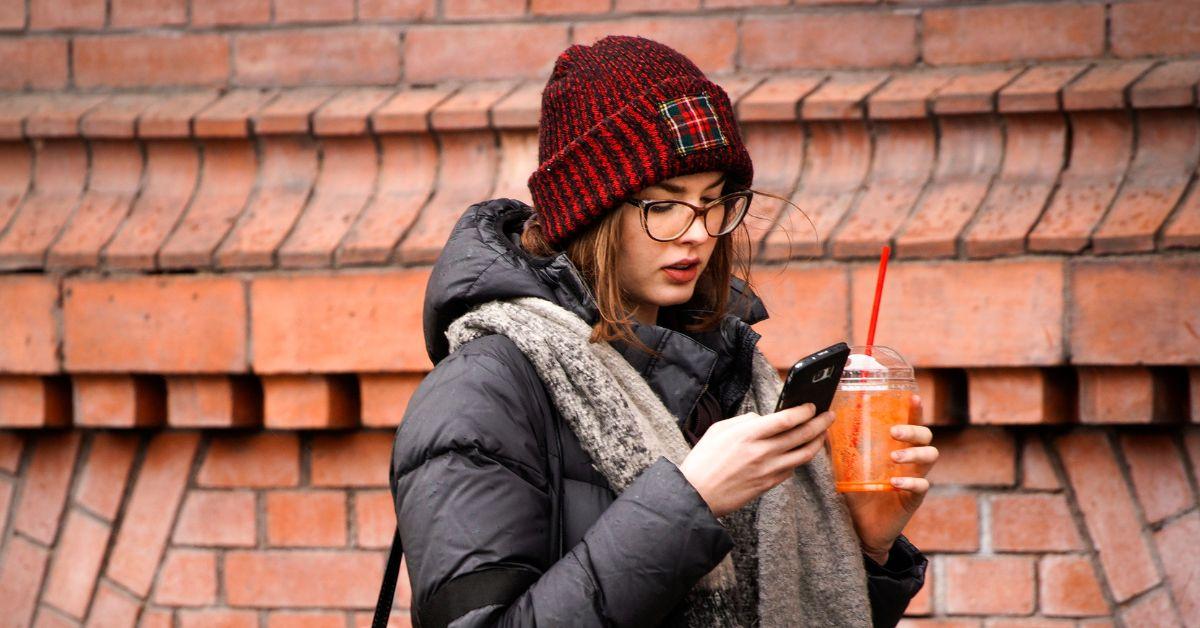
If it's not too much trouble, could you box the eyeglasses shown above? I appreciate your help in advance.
[624,190,753,242]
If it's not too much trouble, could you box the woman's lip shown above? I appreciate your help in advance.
[662,264,699,282]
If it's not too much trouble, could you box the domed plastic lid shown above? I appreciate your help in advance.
[841,345,914,384]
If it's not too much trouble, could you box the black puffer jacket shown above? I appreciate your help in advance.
[390,198,927,627]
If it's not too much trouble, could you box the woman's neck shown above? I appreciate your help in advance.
[631,303,659,327]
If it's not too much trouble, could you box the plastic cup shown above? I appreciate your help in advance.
[826,345,917,493]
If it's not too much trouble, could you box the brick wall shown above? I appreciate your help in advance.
[2,1,1200,627]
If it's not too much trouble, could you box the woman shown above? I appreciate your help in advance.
[390,35,936,627]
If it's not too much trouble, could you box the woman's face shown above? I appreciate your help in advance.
[616,170,726,326]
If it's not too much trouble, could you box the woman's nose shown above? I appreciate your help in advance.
[676,211,711,245]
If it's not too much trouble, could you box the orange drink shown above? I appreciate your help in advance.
[826,346,916,493]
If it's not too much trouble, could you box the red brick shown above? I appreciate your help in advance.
[932,67,1024,115]
[253,88,338,135]
[30,0,105,28]
[574,18,736,75]
[173,489,257,547]
[1154,511,1200,626]
[267,491,347,547]
[405,23,565,83]
[1121,434,1194,524]
[0,141,32,230]
[192,0,270,26]
[178,609,258,628]
[0,0,21,27]
[944,555,1035,615]
[79,94,162,139]
[802,73,889,120]
[276,138,376,267]
[73,374,166,428]
[106,432,200,597]
[225,550,385,608]
[0,431,23,473]
[0,275,59,374]
[867,70,955,120]
[64,275,246,372]
[0,38,69,90]
[34,607,77,628]
[1071,258,1200,365]
[1078,366,1184,425]
[1131,59,1200,108]
[905,567,931,616]
[0,478,12,528]
[894,115,1002,259]
[1092,110,1199,254]
[1112,1,1200,57]
[267,612,348,628]
[849,260,1065,367]
[235,28,400,87]
[488,81,540,132]
[743,12,916,70]
[738,75,824,122]
[359,0,435,20]
[74,33,229,89]
[1021,437,1060,490]
[214,136,318,269]
[199,433,300,488]
[962,113,1066,259]
[0,536,50,626]
[991,494,1084,552]
[25,93,110,138]
[926,427,1015,487]
[1186,429,1200,483]
[998,63,1090,113]
[1028,111,1132,253]
[395,131,497,264]
[0,376,71,428]
[428,80,518,131]
[111,0,185,26]
[274,0,353,23]
[445,0,524,18]
[0,139,87,271]
[167,375,262,429]
[14,432,82,545]
[154,549,217,606]
[922,4,1104,65]
[337,135,437,266]
[252,270,430,372]
[1119,587,1181,627]
[901,493,978,552]
[87,581,141,627]
[0,93,44,139]
[75,432,140,520]
[967,368,1072,425]
[193,89,276,138]
[353,606,413,628]
[750,265,849,370]
[831,120,934,258]
[42,510,111,619]
[158,140,257,269]
[1040,555,1109,617]
[137,91,220,138]
[311,432,392,488]
[530,0,607,15]
[1163,174,1200,250]
[739,122,805,248]
[371,86,458,133]
[1063,61,1157,111]
[100,140,200,267]
[1056,431,1161,602]
[360,374,424,428]
[313,87,395,136]
[46,141,144,270]
[355,490,396,549]
[140,608,173,628]
[912,369,967,426]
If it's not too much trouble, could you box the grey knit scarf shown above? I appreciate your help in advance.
[445,297,871,627]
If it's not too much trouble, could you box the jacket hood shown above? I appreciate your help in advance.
[423,198,770,421]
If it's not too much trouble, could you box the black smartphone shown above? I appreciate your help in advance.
[774,342,851,414]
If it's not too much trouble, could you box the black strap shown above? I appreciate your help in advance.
[372,527,405,628]
[419,566,541,628]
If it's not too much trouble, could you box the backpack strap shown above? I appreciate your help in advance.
[418,566,542,627]
[372,526,405,628]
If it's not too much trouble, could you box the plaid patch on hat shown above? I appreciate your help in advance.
[657,93,728,156]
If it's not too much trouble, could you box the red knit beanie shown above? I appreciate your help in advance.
[527,35,755,248]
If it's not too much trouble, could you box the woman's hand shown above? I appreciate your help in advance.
[841,394,939,565]
[679,403,834,519]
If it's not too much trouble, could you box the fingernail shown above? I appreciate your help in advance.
[891,451,904,462]
[890,477,904,487]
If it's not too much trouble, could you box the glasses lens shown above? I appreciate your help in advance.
[707,193,750,235]
[645,202,695,240]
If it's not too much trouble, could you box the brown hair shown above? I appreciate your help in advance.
[520,186,812,357]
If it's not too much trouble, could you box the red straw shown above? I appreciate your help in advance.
[865,245,891,357]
